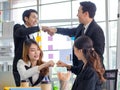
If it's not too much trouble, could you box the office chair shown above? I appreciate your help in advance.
[102,69,118,90]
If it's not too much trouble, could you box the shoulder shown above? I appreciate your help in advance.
[90,20,103,32]
[17,59,31,68]
[17,59,25,65]
[14,24,24,29]
[14,24,21,28]
[89,21,104,38]
[84,66,98,79]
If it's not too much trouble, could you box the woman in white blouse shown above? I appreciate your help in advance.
[17,39,55,86]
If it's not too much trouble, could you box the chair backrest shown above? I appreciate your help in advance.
[102,69,118,90]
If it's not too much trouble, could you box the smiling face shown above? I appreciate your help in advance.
[25,12,38,27]
[28,43,40,61]
[77,6,89,25]
[77,6,85,23]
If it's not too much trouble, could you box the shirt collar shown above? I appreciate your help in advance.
[83,21,92,34]
[24,24,28,28]
[84,21,91,30]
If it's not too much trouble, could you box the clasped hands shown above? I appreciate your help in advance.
[42,26,57,36]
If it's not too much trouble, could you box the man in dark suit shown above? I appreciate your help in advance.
[42,1,105,75]
[13,9,42,86]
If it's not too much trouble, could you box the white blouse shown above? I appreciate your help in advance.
[17,59,40,84]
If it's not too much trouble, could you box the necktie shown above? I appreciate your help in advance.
[81,26,85,35]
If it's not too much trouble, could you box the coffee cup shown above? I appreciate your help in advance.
[41,81,52,90]
[20,80,29,87]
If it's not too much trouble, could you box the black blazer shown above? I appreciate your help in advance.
[72,64,102,90]
[57,20,105,74]
[13,24,40,72]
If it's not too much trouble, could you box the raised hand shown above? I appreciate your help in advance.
[47,60,55,67]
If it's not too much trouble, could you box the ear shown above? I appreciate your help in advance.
[24,17,28,22]
[79,49,82,53]
[84,11,89,17]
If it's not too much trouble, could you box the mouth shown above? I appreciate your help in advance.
[34,55,39,58]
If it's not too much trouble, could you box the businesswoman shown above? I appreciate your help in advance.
[57,36,106,90]
[17,39,54,86]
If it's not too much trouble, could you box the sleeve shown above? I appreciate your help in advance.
[70,64,83,75]
[91,26,105,63]
[14,24,40,38]
[56,24,83,37]
[17,60,40,80]
[57,27,77,37]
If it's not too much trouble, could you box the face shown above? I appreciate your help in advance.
[77,6,87,24]
[74,46,83,60]
[28,44,40,61]
[25,12,38,27]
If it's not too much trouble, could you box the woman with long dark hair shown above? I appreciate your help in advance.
[57,36,106,90]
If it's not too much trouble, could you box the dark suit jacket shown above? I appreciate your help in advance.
[13,24,40,72]
[72,64,102,90]
[57,20,105,74]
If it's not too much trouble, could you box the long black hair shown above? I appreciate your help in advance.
[74,36,106,82]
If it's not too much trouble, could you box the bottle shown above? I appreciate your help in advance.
[53,81,59,90]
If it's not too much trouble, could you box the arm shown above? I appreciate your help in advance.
[57,60,84,75]
[17,60,54,80]
[57,27,77,37]
[42,26,79,37]
[17,60,40,80]
[56,61,71,69]
[91,27,105,66]
[14,24,40,38]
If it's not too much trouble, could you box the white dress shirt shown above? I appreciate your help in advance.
[17,59,40,85]
[84,21,92,34]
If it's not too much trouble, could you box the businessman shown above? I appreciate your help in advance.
[42,1,105,74]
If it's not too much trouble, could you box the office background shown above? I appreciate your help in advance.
[0,0,120,90]
[0,0,119,71]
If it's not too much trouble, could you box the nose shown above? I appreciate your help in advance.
[35,19,38,23]
[77,13,78,17]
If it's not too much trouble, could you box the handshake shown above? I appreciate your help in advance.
[41,26,57,36]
